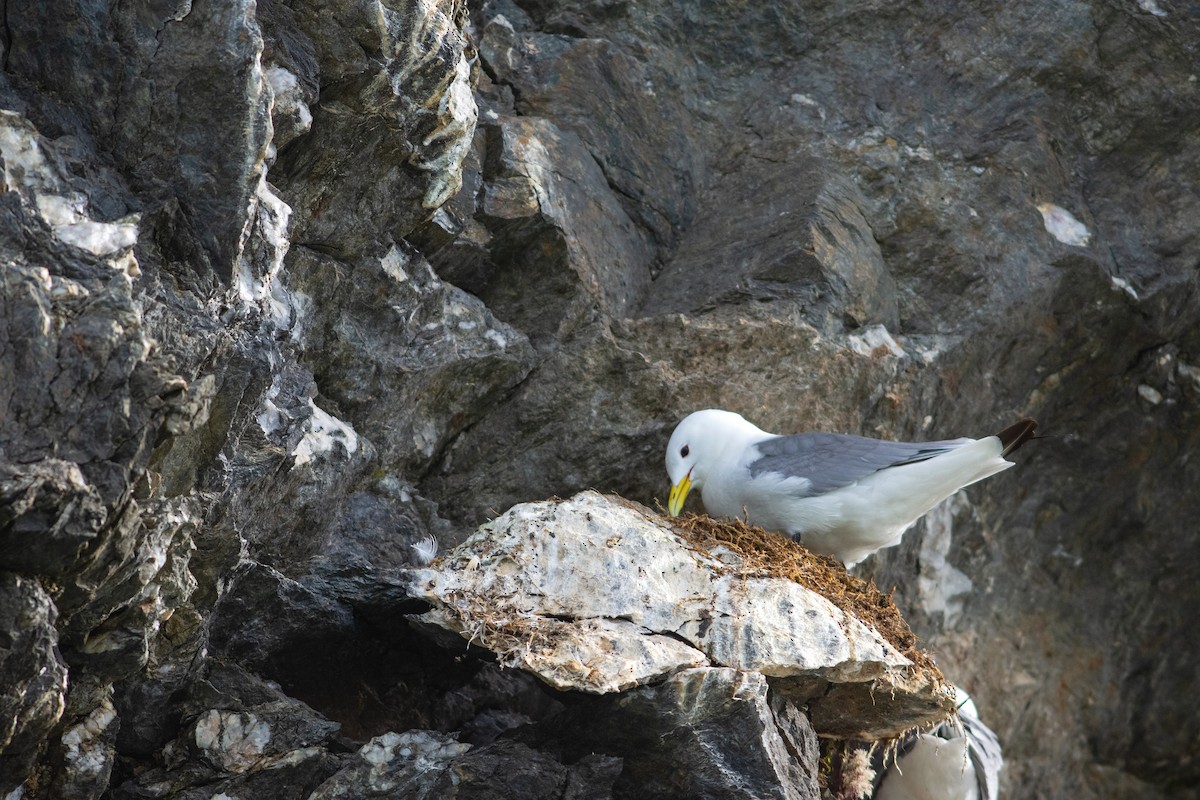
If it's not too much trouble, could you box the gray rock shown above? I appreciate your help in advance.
[267,0,477,257]
[423,739,622,800]
[111,665,346,799]
[308,729,471,799]
[467,113,655,343]
[43,681,119,800]
[0,107,211,799]
[6,0,271,286]
[424,3,1200,795]
[0,573,67,795]
[477,8,702,251]
[112,747,344,800]
[0,460,107,578]
[411,491,951,736]
[644,159,899,333]
[207,562,357,674]
[308,730,621,800]
[204,560,489,746]
[285,242,534,478]
[1,1,509,796]
[526,667,819,800]
[424,307,906,528]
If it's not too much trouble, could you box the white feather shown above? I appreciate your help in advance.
[665,409,1024,566]
[877,734,978,800]
[796,437,1010,566]
[411,535,439,566]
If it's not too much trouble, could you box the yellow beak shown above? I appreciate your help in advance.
[668,472,693,516]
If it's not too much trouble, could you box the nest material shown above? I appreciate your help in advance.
[666,511,940,680]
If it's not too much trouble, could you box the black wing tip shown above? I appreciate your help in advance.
[996,418,1038,457]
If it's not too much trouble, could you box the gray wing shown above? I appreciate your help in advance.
[962,712,1003,800]
[748,433,972,496]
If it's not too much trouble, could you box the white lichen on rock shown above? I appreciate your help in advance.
[1111,275,1139,301]
[193,710,272,773]
[1037,202,1091,247]
[1137,384,1164,405]
[848,325,906,359]
[234,176,297,330]
[308,731,471,798]
[292,401,360,467]
[1177,362,1200,394]
[60,692,117,776]
[255,375,287,438]
[916,496,975,627]
[391,0,479,209]
[0,110,140,262]
[265,65,313,150]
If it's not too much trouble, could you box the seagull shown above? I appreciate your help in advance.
[665,409,1036,566]
[874,688,1003,800]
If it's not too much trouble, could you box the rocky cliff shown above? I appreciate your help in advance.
[1,0,1198,797]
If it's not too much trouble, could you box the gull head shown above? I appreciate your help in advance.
[665,409,764,515]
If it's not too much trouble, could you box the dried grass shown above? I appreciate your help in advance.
[665,511,940,680]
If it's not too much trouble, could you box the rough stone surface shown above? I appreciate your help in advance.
[285,242,533,477]
[111,664,347,798]
[307,730,625,800]
[2,0,1199,797]
[0,573,68,795]
[410,491,950,738]
[6,1,271,286]
[525,667,821,800]
[267,0,478,257]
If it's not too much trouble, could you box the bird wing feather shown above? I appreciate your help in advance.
[962,713,1003,800]
[748,433,973,496]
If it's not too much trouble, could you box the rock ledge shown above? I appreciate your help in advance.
[410,491,953,739]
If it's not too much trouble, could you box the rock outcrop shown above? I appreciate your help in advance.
[410,491,951,739]
[2,0,1199,797]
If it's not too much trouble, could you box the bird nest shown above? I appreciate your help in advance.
[666,511,941,682]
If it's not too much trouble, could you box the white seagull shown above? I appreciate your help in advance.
[874,688,1003,800]
[665,409,1036,566]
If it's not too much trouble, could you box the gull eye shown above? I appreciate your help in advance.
[680,445,690,458]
